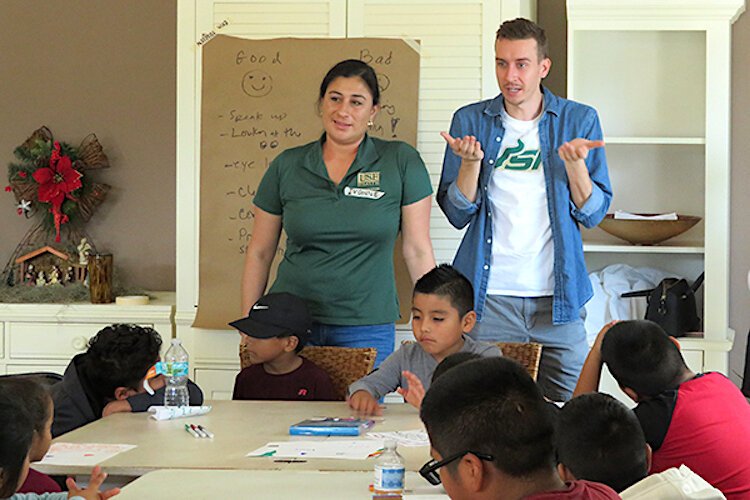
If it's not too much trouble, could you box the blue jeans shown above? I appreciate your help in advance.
[308,323,395,367]
[471,295,587,402]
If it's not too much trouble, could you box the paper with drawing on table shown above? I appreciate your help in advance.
[38,443,136,466]
[247,440,383,460]
[366,429,429,447]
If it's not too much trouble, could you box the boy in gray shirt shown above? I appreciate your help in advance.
[348,265,501,415]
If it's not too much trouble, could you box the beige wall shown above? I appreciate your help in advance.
[537,0,750,384]
[0,0,177,291]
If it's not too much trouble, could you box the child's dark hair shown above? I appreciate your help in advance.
[556,393,648,492]
[413,264,474,317]
[319,59,380,105]
[0,381,34,498]
[601,320,688,397]
[0,378,51,436]
[82,324,162,399]
[431,352,481,383]
[421,357,555,478]
[496,18,549,60]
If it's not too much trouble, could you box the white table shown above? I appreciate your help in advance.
[39,400,430,477]
[117,470,448,499]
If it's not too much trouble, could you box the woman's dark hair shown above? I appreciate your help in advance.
[0,382,34,498]
[318,59,380,105]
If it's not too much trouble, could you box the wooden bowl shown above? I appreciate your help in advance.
[598,214,701,245]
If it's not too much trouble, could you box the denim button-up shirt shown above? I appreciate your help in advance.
[437,87,613,324]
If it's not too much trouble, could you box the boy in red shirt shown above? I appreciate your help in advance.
[231,293,335,401]
[575,320,750,499]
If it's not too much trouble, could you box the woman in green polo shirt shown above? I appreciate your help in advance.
[241,59,435,366]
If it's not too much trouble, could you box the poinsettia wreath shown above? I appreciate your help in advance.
[6,126,111,242]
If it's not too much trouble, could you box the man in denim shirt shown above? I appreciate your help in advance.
[438,18,612,401]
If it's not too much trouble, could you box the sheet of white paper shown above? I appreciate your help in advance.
[247,440,383,460]
[366,429,429,447]
[38,443,136,466]
[613,210,678,221]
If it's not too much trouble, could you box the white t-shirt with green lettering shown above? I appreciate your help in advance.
[486,106,554,297]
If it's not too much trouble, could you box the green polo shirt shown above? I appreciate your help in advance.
[254,134,432,325]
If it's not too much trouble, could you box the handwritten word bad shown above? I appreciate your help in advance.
[360,49,392,65]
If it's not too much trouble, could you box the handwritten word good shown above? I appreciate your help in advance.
[236,50,282,65]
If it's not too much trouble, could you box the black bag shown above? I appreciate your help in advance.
[621,273,704,337]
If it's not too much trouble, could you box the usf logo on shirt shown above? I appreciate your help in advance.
[496,140,541,171]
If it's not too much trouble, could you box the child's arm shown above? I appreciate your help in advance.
[348,390,381,416]
[397,370,426,409]
[347,347,408,402]
[65,466,120,499]
[573,321,618,397]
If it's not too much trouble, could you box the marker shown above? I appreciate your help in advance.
[184,424,200,438]
[197,424,214,439]
[190,424,208,438]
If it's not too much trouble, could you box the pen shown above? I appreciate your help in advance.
[184,424,200,438]
[197,424,214,439]
[190,423,208,438]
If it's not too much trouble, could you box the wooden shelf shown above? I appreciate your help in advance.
[583,241,704,254]
[605,137,705,145]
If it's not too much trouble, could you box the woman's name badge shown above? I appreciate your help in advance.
[344,186,385,200]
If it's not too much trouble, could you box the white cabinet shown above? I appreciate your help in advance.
[567,0,744,373]
[0,292,175,375]
[176,0,533,397]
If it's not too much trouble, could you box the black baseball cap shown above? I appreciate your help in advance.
[229,292,312,341]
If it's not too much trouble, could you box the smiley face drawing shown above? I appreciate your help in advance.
[242,70,273,97]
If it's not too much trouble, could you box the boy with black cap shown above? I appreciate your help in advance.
[230,292,336,401]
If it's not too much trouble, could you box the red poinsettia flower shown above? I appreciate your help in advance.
[32,142,82,241]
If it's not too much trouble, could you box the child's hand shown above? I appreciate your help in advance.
[66,466,120,499]
[347,390,382,416]
[396,370,426,409]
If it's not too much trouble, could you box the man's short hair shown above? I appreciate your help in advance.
[420,357,555,477]
[496,17,549,61]
[414,264,474,317]
[601,320,688,397]
[556,393,648,492]
[82,324,162,398]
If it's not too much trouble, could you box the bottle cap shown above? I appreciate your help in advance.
[171,339,181,345]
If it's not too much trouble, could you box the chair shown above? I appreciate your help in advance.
[239,344,377,401]
[497,342,543,381]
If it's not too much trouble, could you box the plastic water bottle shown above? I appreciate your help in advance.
[163,339,190,407]
[373,440,405,496]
